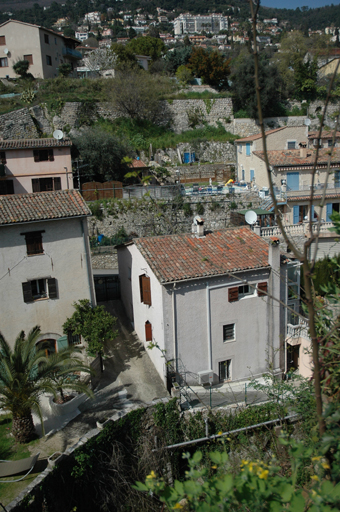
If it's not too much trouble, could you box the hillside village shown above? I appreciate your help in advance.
[1,0,340,510]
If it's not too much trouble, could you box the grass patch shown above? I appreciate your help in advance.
[165,90,231,100]
[95,117,238,152]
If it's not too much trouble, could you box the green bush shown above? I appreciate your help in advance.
[196,202,205,215]
[183,203,193,217]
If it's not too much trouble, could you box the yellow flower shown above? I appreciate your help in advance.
[227,438,231,441]
[321,462,330,470]
[311,475,319,481]
[173,503,183,509]
[218,431,223,436]
[212,465,217,469]
[146,470,156,480]
[259,469,269,480]
[312,456,322,462]
[241,460,249,466]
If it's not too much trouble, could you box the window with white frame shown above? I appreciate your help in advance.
[223,323,235,342]
[219,359,231,381]
[287,141,296,150]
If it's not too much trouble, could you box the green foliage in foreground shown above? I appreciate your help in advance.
[95,118,238,152]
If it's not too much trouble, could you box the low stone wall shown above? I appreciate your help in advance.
[146,143,236,166]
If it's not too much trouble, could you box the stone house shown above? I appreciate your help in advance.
[0,190,96,351]
[0,20,81,79]
[0,138,73,195]
[118,224,282,389]
[307,130,340,149]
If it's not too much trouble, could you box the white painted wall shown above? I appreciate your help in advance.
[0,217,95,347]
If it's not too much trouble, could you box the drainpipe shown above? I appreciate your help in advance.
[81,218,96,306]
[172,283,178,373]
[206,282,212,370]
[64,167,69,189]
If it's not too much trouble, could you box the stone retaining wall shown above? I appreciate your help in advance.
[0,107,39,139]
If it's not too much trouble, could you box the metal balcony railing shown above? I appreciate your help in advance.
[62,47,82,59]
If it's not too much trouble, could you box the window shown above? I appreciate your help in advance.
[0,151,6,164]
[67,333,82,346]
[55,37,57,45]
[238,284,252,299]
[219,359,231,381]
[246,142,251,156]
[32,177,61,193]
[223,324,235,342]
[46,55,52,66]
[287,141,296,150]
[145,321,152,341]
[328,139,334,147]
[33,149,54,162]
[0,36,5,45]
[0,180,14,195]
[24,54,33,65]
[229,282,267,302]
[22,278,58,302]
[21,230,44,255]
[44,34,50,44]
[0,57,8,67]
[238,144,242,153]
[139,274,151,305]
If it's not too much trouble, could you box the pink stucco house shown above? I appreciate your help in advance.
[0,138,73,195]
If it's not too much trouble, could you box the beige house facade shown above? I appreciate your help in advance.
[0,20,81,79]
[0,138,73,195]
[235,126,308,185]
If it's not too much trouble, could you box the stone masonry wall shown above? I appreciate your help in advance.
[0,107,39,139]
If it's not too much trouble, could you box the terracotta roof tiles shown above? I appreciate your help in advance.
[0,190,91,226]
[254,147,340,167]
[134,227,269,284]
[0,138,72,150]
[235,127,286,143]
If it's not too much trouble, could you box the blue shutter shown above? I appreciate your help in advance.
[57,335,68,352]
[250,169,255,181]
[311,205,314,220]
[293,205,299,224]
[287,172,300,191]
[326,203,333,222]
[335,171,340,188]
[246,143,251,156]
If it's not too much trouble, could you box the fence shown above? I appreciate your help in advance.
[81,181,123,201]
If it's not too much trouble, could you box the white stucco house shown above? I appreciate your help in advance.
[118,224,282,389]
[0,189,96,352]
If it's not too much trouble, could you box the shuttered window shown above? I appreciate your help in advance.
[0,36,5,45]
[22,278,58,302]
[22,230,44,255]
[145,321,152,342]
[258,282,268,297]
[33,149,54,162]
[24,54,33,65]
[228,287,239,302]
[223,324,235,342]
[139,274,151,306]
[0,180,14,195]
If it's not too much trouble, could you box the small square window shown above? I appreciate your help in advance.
[22,278,58,302]
[24,54,33,65]
[22,230,44,255]
[0,57,8,67]
[238,284,253,298]
[287,141,296,150]
[223,324,235,342]
[328,139,334,147]
[68,333,82,346]
[0,36,6,45]
[31,278,47,299]
[44,34,50,44]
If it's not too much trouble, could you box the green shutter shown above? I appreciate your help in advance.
[57,335,68,351]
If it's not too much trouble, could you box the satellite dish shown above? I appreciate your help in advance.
[3,48,9,55]
[53,129,64,140]
[245,210,257,225]
[304,118,311,126]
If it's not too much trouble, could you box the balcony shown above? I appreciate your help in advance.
[259,221,334,238]
[62,47,82,60]
[286,183,340,198]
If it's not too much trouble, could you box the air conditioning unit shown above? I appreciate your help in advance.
[197,370,214,385]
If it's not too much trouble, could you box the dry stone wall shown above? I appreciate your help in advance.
[0,107,39,139]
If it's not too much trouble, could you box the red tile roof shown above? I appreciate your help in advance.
[254,147,340,167]
[128,159,149,169]
[308,131,340,139]
[0,190,91,226]
[134,227,269,284]
[235,127,286,143]
[0,138,72,150]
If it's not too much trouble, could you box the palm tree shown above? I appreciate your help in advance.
[0,326,94,443]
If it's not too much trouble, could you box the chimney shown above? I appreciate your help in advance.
[299,142,307,158]
[192,216,205,237]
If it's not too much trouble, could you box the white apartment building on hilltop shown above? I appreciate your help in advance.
[174,13,228,35]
